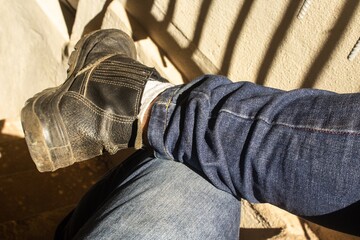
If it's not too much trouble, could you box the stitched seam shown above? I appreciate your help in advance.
[102,65,151,76]
[79,74,85,94]
[162,89,181,160]
[219,109,360,136]
[89,78,141,88]
[106,63,154,79]
[92,71,146,79]
[79,71,90,95]
[83,66,96,96]
[92,74,146,85]
[66,92,135,122]
[95,67,150,75]
[105,61,152,72]
[153,90,209,105]
[153,102,175,106]
[89,77,143,90]
[74,53,119,77]
[91,77,145,87]
[94,69,149,79]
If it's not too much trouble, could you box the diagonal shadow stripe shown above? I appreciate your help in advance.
[255,1,301,85]
[125,0,208,81]
[219,0,254,76]
[239,228,282,240]
[186,0,214,54]
[161,0,177,29]
[301,1,360,88]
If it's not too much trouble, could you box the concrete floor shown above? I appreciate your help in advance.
[0,119,132,239]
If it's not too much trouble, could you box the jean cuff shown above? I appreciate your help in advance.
[147,84,181,160]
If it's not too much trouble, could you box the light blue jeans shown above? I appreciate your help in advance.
[57,75,360,239]
[56,150,240,239]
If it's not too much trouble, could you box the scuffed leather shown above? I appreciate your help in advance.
[60,54,163,158]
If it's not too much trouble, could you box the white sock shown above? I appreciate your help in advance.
[135,80,174,148]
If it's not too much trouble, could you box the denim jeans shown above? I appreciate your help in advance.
[56,150,240,239]
[57,75,360,239]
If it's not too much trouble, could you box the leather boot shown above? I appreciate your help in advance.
[21,29,168,172]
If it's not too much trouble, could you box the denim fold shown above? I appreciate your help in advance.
[148,75,360,217]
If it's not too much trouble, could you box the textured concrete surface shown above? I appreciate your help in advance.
[110,1,360,240]
[102,0,184,84]
[123,0,360,92]
[0,0,69,119]
[0,119,132,239]
[240,201,360,240]
[0,119,101,239]
[67,0,109,53]
[1,0,360,239]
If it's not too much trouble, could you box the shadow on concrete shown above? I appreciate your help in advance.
[185,0,214,56]
[219,0,254,76]
[299,217,312,239]
[0,119,133,239]
[300,1,360,88]
[124,0,208,82]
[161,0,177,31]
[82,0,113,36]
[116,3,360,238]
[58,0,76,37]
[122,0,258,82]
[302,200,360,236]
[59,0,360,88]
[43,1,360,238]
[255,1,301,85]
[239,227,282,240]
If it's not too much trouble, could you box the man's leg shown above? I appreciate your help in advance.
[21,29,173,172]
[56,149,240,239]
[21,29,240,240]
[147,75,360,235]
[21,29,360,236]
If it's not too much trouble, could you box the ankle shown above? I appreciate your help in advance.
[135,80,174,149]
[141,96,158,147]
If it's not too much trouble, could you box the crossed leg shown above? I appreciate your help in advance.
[55,149,240,239]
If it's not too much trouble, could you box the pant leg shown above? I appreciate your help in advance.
[148,75,360,218]
[56,149,240,240]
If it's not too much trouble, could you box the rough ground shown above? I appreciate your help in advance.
[0,119,133,239]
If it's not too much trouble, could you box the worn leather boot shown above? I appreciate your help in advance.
[21,29,168,172]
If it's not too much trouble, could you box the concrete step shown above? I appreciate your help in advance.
[0,119,135,239]
[0,138,36,176]
[0,159,109,223]
[0,205,74,239]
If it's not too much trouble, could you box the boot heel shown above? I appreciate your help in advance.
[21,89,74,172]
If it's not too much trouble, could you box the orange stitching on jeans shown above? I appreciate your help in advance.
[219,109,360,136]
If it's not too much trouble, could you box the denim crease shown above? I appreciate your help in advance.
[57,150,240,239]
[148,75,360,217]
[57,75,360,239]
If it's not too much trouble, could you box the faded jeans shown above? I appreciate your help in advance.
[56,75,360,239]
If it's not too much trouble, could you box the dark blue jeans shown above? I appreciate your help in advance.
[57,75,360,239]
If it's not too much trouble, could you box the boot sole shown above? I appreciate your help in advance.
[21,30,119,172]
